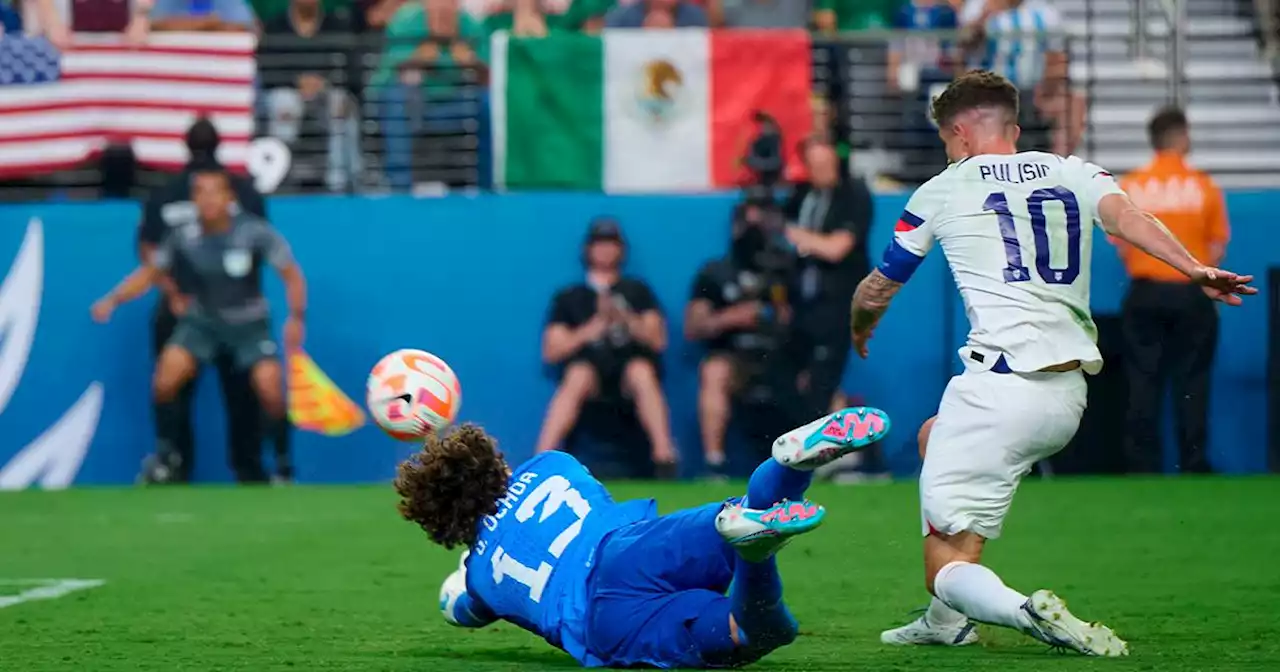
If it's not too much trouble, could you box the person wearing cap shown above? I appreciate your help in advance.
[534,218,679,478]
[106,117,288,484]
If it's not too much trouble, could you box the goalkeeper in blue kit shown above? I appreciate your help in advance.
[393,407,891,668]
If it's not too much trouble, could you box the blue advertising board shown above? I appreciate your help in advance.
[0,191,1275,487]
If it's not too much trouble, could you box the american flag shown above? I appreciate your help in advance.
[0,32,255,178]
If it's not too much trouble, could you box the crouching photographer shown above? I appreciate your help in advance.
[685,187,799,478]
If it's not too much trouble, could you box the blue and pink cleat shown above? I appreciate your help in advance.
[772,407,893,471]
[716,499,827,562]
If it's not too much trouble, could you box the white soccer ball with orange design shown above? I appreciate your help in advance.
[366,349,462,441]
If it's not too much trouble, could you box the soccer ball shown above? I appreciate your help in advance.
[366,349,462,441]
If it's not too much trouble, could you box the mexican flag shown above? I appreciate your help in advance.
[491,29,812,192]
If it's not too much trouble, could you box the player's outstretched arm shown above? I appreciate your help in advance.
[89,264,163,323]
[850,269,904,358]
[1097,193,1256,305]
[439,553,497,629]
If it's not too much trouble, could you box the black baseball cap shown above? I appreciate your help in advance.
[586,216,624,244]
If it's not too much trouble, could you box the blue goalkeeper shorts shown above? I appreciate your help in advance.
[584,501,742,669]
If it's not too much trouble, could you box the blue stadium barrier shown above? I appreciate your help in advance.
[0,191,1274,487]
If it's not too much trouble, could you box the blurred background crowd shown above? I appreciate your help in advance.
[2,0,1279,484]
[7,0,1275,198]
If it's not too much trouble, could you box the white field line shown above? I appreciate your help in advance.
[0,579,105,609]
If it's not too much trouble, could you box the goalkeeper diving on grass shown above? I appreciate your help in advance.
[393,406,891,668]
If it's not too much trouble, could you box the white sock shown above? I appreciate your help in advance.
[924,596,967,627]
[934,561,1034,632]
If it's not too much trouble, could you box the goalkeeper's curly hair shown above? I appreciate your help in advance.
[394,424,510,549]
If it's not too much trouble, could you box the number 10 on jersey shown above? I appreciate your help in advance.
[983,186,1082,285]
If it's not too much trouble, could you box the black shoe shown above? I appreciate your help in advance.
[653,460,679,480]
[136,451,184,485]
[704,457,730,482]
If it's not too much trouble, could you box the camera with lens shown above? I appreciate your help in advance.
[731,185,793,275]
[727,186,799,406]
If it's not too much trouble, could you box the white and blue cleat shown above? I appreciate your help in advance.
[880,615,980,647]
[1022,589,1129,657]
[716,499,826,563]
[772,407,892,471]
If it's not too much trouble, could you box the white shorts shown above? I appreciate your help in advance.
[920,368,1087,540]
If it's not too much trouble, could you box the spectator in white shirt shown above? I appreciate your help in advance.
[959,0,1084,155]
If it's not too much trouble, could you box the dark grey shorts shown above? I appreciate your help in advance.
[168,317,278,370]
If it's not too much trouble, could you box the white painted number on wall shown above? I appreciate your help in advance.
[246,138,292,194]
[489,476,593,604]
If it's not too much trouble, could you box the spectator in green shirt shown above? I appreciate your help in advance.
[373,0,489,189]
[482,0,612,35]
[813,0,901,32]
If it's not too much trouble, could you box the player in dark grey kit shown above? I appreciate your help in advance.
[93,168,307,467]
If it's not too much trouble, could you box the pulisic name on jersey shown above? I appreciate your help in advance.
[979,162,1051,185]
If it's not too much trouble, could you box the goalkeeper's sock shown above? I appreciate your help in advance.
[745,459,812,509]
[728,555,798,656]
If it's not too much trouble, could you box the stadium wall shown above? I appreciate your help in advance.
[0,192,1274,487]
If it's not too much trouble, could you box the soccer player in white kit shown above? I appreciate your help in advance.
[852,71,1256,656]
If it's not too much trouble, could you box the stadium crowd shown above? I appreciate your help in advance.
[0,0,1079,193]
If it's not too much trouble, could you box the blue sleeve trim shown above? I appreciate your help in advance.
[877,239,925,283]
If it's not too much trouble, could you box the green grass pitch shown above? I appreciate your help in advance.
[3,477,1279,671]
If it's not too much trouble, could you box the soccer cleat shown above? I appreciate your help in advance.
[1022,589,1129,657]
[880,615,980,647]
[772,407,892,471]
[715,499,826,563]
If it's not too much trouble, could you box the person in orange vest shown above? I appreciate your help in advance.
[1115,106,1230,474]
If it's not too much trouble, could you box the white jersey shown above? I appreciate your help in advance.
[879,152,1125,375]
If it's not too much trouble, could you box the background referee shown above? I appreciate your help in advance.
[133,118,291,483]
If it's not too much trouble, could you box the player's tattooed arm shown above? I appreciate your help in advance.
[850,270,904,358]
[850,269,904,333]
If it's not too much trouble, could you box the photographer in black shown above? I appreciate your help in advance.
[782,139,873,420]
[534,218,678,478]
[686,187,799,478]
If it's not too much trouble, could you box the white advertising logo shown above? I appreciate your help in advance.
[0,219,104,490]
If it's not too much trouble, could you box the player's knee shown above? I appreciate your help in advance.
[923,530,984,595]
[917,416,937,459]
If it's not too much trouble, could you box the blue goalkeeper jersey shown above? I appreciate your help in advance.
[464,452,657,665]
